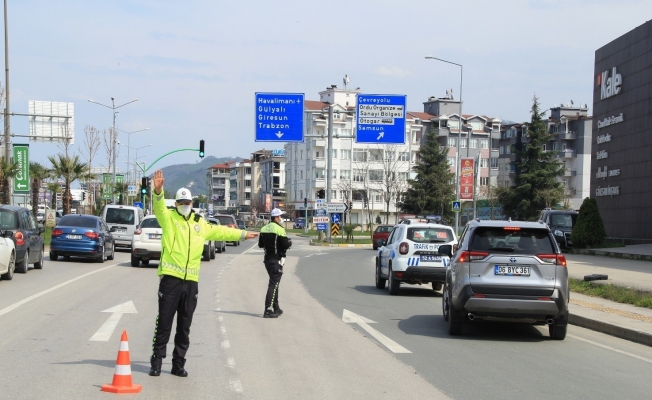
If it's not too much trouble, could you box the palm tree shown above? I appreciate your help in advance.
[47,182,61,210]
[48,154,89,215]
[0,157,19,205]
[113,182,129,205]
[29,162,51,217]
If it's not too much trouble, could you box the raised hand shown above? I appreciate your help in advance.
[245,232,259,239]
[153,169,164,194]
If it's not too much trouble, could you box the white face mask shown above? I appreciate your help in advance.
[177,204,191,217]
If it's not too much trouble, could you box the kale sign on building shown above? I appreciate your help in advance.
[255,93,305,142]
[13,144,30,194]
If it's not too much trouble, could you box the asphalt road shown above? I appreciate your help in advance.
[1,236,651,399]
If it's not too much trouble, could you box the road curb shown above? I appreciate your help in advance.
[309,241,372,248]
[573,248,652,262]
[569,313,652,347]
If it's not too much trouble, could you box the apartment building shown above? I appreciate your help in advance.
[228,160,252,210]
[206,163,230,212]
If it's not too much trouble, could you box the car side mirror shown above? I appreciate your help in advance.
[3,230,13,238]
[438,244,453,257]
[376,239,385,247]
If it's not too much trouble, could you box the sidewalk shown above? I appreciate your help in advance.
[567,244,652,346]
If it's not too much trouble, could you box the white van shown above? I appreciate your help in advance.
[102,205,145,249]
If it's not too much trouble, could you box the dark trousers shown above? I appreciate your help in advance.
[264,259,283,312]
[152,275,198,363]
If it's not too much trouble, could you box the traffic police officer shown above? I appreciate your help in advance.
[149,169,258,377]
[258,208,292,318]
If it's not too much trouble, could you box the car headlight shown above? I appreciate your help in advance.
[554,230,563,236]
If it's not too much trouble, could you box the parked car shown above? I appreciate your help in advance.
[50,215,115,263]
[213,214,240,246]
[0,230,16,280]
[101,205,145,249]
[372,225,394,250]
[441,219,568,339]
[207,218,226,255]
[539,209,578,249]
[293,217,306,229]
[376,223,457,295]
[236,219,246,230]
[131,215,162,267]
[0,205,45,273]
[36,212,45,224]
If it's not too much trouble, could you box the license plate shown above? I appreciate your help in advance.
[116,230,127,234]
[420,255,442,262]
[149,234,161,239]
[495,265,530,276]
[67,234,82,240]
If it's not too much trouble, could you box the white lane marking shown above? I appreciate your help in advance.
[342,309,411,354]
[568,334,652,364]
[218,316,224,322]
[215,308,221,311]
[226,357,235,368]
[220,326,227,336]
[0,264,118,317]
[89,301,138,341]
[305,253,327,258]
[221,340,230,349]
[229,379,243,393]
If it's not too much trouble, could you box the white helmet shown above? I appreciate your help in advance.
[175,188,192,201]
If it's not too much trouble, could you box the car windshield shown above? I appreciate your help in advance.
[207,219,221,225]
[375,226,392,233]
[407,227,454,243]
[215,216,234,225]
[140,218,161,228]
[0,211,18,229]
[105,208,136,225]
[470,227,554,254]
[550,214,576,228]
[59,215,98,228]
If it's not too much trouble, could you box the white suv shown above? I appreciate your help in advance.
[131,215,162,267]
[376,223,457,295]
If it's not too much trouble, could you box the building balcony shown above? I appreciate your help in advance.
[314,178,325,188]
[557,150,577,159]
[564,169,577,177]
[312,158,326,168]
[558,131,577,140]
[314,139,326,147]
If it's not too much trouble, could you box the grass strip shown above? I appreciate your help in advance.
[569,278,652,309]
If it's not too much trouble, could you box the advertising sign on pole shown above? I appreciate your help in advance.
[13,144,30,193]
[460,158,475,201]
[45,209,56,227]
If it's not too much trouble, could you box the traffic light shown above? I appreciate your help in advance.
[349,201,352,211]
[317,189,325,199]
[81,192,86,201]
[304,197,307,208]
[141,177,148,195]
[199,139,205,158]
[363,193,368,208]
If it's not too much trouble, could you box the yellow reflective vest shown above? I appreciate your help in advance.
[153,190,245,282]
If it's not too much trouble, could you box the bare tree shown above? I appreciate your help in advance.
[376,144,407,224]
[57,121,74,157]
[79,125,102,213]
[102,126,120,177]
[352,147,374,232]
[393,179,409,223]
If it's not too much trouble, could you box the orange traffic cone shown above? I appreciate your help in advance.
[101,330,142,394]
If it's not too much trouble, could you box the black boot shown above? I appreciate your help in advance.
[263,309,279,318]
[149,355,162,377]
[171,359,188,377]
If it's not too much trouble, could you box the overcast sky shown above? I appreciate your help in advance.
[2,0,650,172]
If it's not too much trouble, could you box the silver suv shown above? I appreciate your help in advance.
[439,219,568,340]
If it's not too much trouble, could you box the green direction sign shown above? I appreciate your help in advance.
[102,173,112,200]
[13,144,30,193]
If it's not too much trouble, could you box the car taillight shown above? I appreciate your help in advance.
[84,231,99,240]
[398,242,409,255]
[537,254,567,266]
[15,231,25,246]
[134,228,142,235]
[457,251,489,262]
[52,229,63,237]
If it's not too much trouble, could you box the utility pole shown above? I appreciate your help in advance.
[4,0,11,204]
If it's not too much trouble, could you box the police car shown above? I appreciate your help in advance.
[375,223,457,295]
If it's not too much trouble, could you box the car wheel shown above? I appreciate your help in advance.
[432,282,443,292]
[447,295,463,336]
[96,246,105,263]
[549,311,568,340]
[34,247,45,269]
[210,243,216,259]
[375,258,386,289]
[442,281,450,322]
[63,255,70,261]
[216,242,223,254]
[16,250,28,273]
[130,253,140,267]
[222,244,226,253]
[373,245,377,251]
[50,252,58,262]
[142,259,150,265]
[107,245,115,261]
[1,252,14,280]
[236,241,240,246]
[202,245,210,262]
[388,265,400,295]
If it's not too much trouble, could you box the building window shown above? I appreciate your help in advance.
[331,149,337,159]
[460,138,467,148]
[342,129,352,136]
[448,137,457,147]
[499,146,504,155]
[245,180,251,187]
[341,149,351,159]
[481,139,488,149]
[480,158,488,168]
[505,146,511,155]
[399,152,410,161]
[385,151,395,161]
[562,142,567,151]
[471,121,484,131]
[331,190,337,199]
[369,149,383,161]
[316,151,320,158]
[353,150,367,162]
[330,169,337,180]
[447,157,456,166]
[300,150,303,160]
[353,169,366,182]
[470,139,478,149]
[369,170,383,182]
[480,177,489,186]
[315,168,325,179]
[340,169,351,179]
[398,171,408,180]
[542,143,547,151]
[552,142,558,151]
[300,170,303,179]
[490,158,498,169]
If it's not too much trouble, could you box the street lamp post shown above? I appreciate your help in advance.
[425,56,463,235]
[87,98,139,187]
[118,142,152,203]
[114,127,149,184]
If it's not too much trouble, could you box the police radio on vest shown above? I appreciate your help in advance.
[598,67,622,100]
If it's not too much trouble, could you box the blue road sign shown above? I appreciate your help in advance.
[452,201,461,212]
[255,93,304,142]
[133,202,143,209]
[314,209,328,217]
[331,213,341,224]
[356,94,407,144]
[317,223,327,231]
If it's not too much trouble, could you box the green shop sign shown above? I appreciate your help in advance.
[13,144,30,193]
